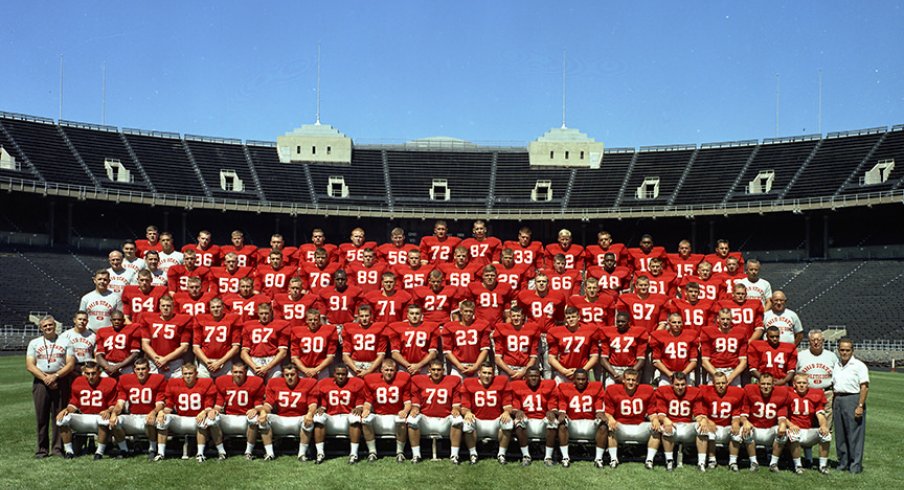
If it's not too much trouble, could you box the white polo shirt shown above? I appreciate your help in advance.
[832,356,869,395]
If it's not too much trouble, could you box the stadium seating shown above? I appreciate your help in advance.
[245,142,314,204]
[306,149,388,206]
[123,131,207,197]
[184,136,261,200]
[838,126,904,195]
[784,130,883,199]
[0,115,94,187]
[728,137,819,202]
[387,150,492,208]
[672,143,756,206]
[60,122,152,193]
[494,152,571,209]
[568,150,634,209]
[620,146,695,206]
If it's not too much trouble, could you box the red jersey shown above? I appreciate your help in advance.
[511,379,558,419]
[394,263,433,290]
[699,326,748,369]
[647,271,679,298]
[316,376,366,415]
[411,285,463,323]
[541,268,583,296]
[605,384,657,424]
[192,313,243,360]
[387,321,440,363]
[295,243,339,265]
[69,377,119,414]
[165,377,216,416]
[667,298,714,333]
[419,235,461,264]
[139,313,193,356]
[264,377,318,417]
[341,322,389,363]
[495,262,532,291]
[173,290,218,317]
[298,262,341,292]
[437,262,481,288]
[585,243,628,268]
[568,293,617,328]
[556,381,604,420]
[219,244,258,268]
[650,329,700,373]
[492,321,541,368]
[222,292,272,322]
[117,373,166,414]
[290,325,340,367]
[442,319,492,364]
[586,265,633,292]
[253,264,298,298]
[181,244,220,268]
[209,266,253,295]
[679,275,723,302]
[362,289,411,323]
[363,372,411,415]
[166,265,211,294]
[744,385,791,429]
[215,375,265,415]
[516,289,566,332]
[616,293,670,333]
[748,341,797,379]
[715,270,746,299]
[467,281,513,325]
[626,246,668,274]
[348,261,388,294]
[500,240,544,268]
[785,388,827,429]
[544,243,584,270]
[460,237,502,266]
[255,247,298,267]
[338,241,378,267]
[122,285,168,319]
[241,319,290,358]
[668,253,705,280]
[95,324,141,363]
[694,385,748,426]
[598,326,649,368]
[547,324,600,370]
[317,285,363,325]
[376,243,419,268]
[712,299,764,337]
[704,252,745,274]
[135,239,162,259]
[461,377,512,420]
[410,374,462,417]
[654,385,701,423]
[272,293,321,327]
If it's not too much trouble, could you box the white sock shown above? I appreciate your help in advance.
[216,443,225,455]
[149,441,158,452]
[729,454,738,464]
[412,446,422,458]
[545,446,554,459]
[264,444,274,457]
[159,442,167,455]
[560,445,570,459]
[96,443,107,455]
[819,457,828,468]
[497,446,507,457]
[396,441,405,454]
[451,445,460,457]
[315,442,325,456]
[793,458,802,468]
[298,443,308,457]
[64,442,74,454]
[698,453,707,465]
[708,455,717,463]
[608,448,618,460]
[197,443,206,456]
[366,440,377,453]
[246,443,255,454]
[350,443,359,456]
[665,451,674,463]
[595,447,604,460]
[519,446,529,457]
[646,448,657,462]
[469,447,478,456]
[770,454,780,466]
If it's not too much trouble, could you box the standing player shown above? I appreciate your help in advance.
[547,307,599,383]
[493,306,541,379]
[209,252,253,295]
[693,371,748,472]
[411,270,462,324]
[253,250,297,299]
[626,234,668,274]
[122,270,168,323]
[763,291,804,345]
[443,300,492,377]
[106,250,136,295]
[166,249,210,296]
[56,362,127,459]
[716,257,745,298]
[568,276,617,329]
[213,361,271,460]
[295,228,339,265]
[679,261,722,301]
[737,259,772,309]
[192,298,242,378]
[616,275,669,333]
[255,233,297,267]
[407,359,464,464]
[348,248,387,294]
[173,276,217,316]
[112,357,167,460]
[155,363,225,462]
[437,246,482,288]
[585,231,628,269]
[135,225,162,258]
[361,360,413,463]
[544,229,584,270]
[460,219,502,267]
[646,258,679,297]
[598,312,648,386]
[650,313,699,386]
[748,326,797,387]
[652,372,701,471]
[554,369,608,468]
[388,304,441,375]
[712,283,765,342]
[540,254,582,296]
[95,311,141,376]
[604,368,657,469]
[586,252,632,294]
[467,265,513,326]
[516,272,567,332]
[221,277,271,322]
[393,249,432,290]
[341,304,388,377]
[500,226,543,269]
[317,270,362,326]
[139,296,192,378]
[79,269,122,332]
[219,230,257,268]
[494,248,533,291]
[363,272,411,324]
[510,366,557,466]
[299,248,341,292]
[700,308,749,386]
[273,277,322,327]
[339,227,378,267]
[704,239,744,274]
[377,227,419,267]
[181,229,220,267]
[290,310,339,380]
[240,303,290,379]
[312,366,367,463]
[666,282,713,333]
[459,363,515,465]
[667,239,704,280]
[419,220,460,264]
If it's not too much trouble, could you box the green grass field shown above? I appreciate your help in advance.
[2,355,902,490]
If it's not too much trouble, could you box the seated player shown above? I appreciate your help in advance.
[213,360,271,460]
[500,226,543,269]
[312,366,367,464]
[510,366,557,466]
[603,368,656,469]
[650,313,699,386]
[493,306,541,379]
[692,371,748,472]
[459,363,514,465]
[544,229,584,270]
[341,304,388,377]
[363,272,411,324]
[95,310,140,377]
[741,372,791,472]
[240,303,290,379]
[155,363,224,462]
[748,326,797,386]
[652,372,701,471]
[111,357,166,460]
[419,220,461,264]
[779,373,831,475]
[547,307,599,383]
[139,296,192,378]
[553,369,608,468]
[407,359,465,464]
[377,227,419,268]
[443,300,492,377]
[700,308,748,386]
[290,309,338,380]
[260,363,318,461]
[361,360,413,463]
[598,312,648,386]
[192,297,242,378]
[56,362,127,459]
[388,304,440,375]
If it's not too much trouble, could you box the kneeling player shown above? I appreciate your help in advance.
[742,372,791,472]
[780,373,831,474]
[407,359,465,464]
[460,363,514,465]
[214,360,271,460]
[652,372,701,471]
[692,371,747,472]
[112,357,166,460]
[261,363,318,461]
[361,360,413,463]
[56,362,128,459]
[603,368,656,469]
[156,363,224,462]
[554,369,607,468]
[511,366,558,466]
[313,366,367,463]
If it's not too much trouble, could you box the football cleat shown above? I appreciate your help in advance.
[153,454,165,462]
[749,462,759,472]
[411,456,422,465]
[450,455,460,465]
[594,459,604,469]
[707,460,717,469]
[297,454,309,462]
[521,456,532,467]
[264,454,275,461]
[196,454,207,463]
[147,451,157,462]
[729,463,739,472]
[244,453,255,461]
[544,458,555,467]
[469,454,479,465]
[665,460,674,472]
[315,453,325,465]
[396,452,406,463]
[217,453,227,461]
[644,460,654,470]
[367,452,378,462]
[93,453,103,461]
[769,464,780,473]
[609,458,619,469]
[497,454,507,465]
[697,463,707,473]
[561,458,571,468]
[348,454,359,465]
[818,466,829,475]
[794,466,804,475]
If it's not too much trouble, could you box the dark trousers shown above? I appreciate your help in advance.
[33,379,68,457]
[833,394,866,473]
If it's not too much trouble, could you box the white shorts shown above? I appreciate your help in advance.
[614,422,653,444]
[656,371,696,387]
[219,414,261,435]
[751,426,780,446]
[149,359,185,379]
[57,413,117,432]
[788,428,831,446]
[462,418,514,436]
[267,414,311,435]
[248,356,283,379]
[696,424,732,443]
[661,421,696,444]
[406,414,458,436]
[705,367,742,386]
[566,418,603,441]
[156,413,220,433]
[197,360,232,379]
[118,413,154,435]
[515,417,555,438]
[363,414,406,436]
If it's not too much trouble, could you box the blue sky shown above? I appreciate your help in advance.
[2,1,902,148]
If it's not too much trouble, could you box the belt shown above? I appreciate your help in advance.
[835,392,858,397]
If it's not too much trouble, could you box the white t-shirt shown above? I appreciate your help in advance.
[738,277,772,306]
[27,335,72,373]
[107,267,137,295]
[158,250,184,272]
[123,257,146,275]
[78,290,123,332]
[763,308,803,344]
[797,348,839,389]
[149,269,168,287]
[59,327,97,364]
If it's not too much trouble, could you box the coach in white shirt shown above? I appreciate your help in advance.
[762,291,803,345]
[832,338,869,474]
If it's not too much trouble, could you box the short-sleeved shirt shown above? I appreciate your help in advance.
[79,290,123,332]
[737,278,772,306]
[27,335,72,373]
[832,356,870,395]
[58,328,96,364]
[763,308,803,344]
[797,348,839,390]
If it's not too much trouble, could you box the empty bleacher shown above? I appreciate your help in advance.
[672,143,756,205]
[184,136,260,200]
[306,149,388,207]
[839,127,904,195]
[620,146,695,205]
[123,131,207,197]
[494,152,571,209]
[568,150,634,210]
[387,150,492,208]
[60,122,150,192]
[0,121,37,182]
[784,131,883,199]
[0,115,94,186]
[728,137,819,202]
[246,143,313,204]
